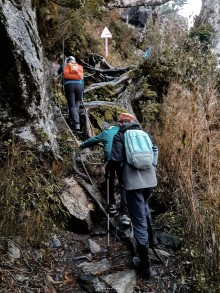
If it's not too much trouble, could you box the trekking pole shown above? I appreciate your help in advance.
[107,176,110,255]
[61,37,65,93]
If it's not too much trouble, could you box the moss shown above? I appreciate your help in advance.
[31,127,50,143]
[85,85,115,102]
[89,105,126,131]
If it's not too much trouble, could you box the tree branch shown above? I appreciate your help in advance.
[107,0,171,8]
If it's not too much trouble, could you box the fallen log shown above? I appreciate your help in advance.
[84,72,131,94]
[107,0,171,8]
[83,101,118,109]
[86,53,116,70]
[81,59,130,75]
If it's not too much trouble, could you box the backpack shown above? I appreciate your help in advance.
[124,129,154,169]
[63,63,83,80]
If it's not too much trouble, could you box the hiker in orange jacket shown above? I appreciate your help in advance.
[58,56,84,131]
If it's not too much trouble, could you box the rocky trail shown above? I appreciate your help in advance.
[1,208,185,293]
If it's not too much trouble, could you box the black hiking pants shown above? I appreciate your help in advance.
[64,83,83,127]
[105,163,128,215]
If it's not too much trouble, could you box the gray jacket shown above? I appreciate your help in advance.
[110,122,157,190]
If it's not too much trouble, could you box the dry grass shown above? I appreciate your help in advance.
[156,82,220,291]
[0,139,67,246]
[132,19,219,287]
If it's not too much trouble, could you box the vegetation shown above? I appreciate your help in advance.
[1,1,219,291]
[48,8,220,290]
[156,81,220,291]
[0,138,68,246]
[189,23,215,45]
[36,1,136,65]
[139,21,219,291]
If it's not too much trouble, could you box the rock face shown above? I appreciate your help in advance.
[198,0,220,62]
[120,6,154,27]
[0,0,59,153]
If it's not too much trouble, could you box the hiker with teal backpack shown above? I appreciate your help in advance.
[57,56,84,132]
[76,122,131,226]
[110,112,158,279]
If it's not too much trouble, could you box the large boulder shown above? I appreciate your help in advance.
[60,177,94,233]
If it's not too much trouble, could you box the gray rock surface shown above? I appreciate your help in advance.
[0,0,60,153]
[101,269,137,293]
[198,0,220,64]
[77,258,111,274]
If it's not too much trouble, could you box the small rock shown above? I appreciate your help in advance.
[88,239,102,253]
[7,241,20,261]
[15,274,29,285]
[50,235,62,248]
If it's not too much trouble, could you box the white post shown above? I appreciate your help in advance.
[105,38,108,58]
[101,27,112,58]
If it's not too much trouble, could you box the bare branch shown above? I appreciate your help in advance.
[84,72,131,94]
[107,0,171,8]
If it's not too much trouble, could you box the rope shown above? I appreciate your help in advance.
[62,37,65,63]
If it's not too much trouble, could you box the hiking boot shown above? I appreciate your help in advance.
[121,214,131,226]
[136,244,158,279]
[73,124,80,131]
[133,256,141,268]
[109,204,117,216]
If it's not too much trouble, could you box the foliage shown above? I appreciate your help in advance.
[189,23,215,45]
[109,17,136,59]
[90,105,126,130]
[133,21,217,102]
[36,1,136,65]
[134,100,161,129]
[127,18,220,291]
[0,138,68,245]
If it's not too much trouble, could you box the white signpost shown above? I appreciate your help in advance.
[101,27,112,58]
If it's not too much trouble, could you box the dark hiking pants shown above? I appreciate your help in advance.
[126,188,153,246]
[64,83,83,126]
[105,163,128,215]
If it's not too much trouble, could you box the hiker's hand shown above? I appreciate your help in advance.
[101,163,107,174]
[76,140,81,148]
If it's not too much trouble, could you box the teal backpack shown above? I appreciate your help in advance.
[124,129,154,169]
